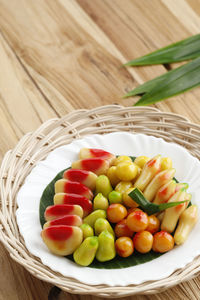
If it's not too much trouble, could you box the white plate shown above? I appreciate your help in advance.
[16,132,200,286]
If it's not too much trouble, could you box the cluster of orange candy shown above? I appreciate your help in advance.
[107,204,174,257]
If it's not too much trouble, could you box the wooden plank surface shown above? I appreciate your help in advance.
[0,0,200,299]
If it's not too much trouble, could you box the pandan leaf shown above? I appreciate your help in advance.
[124,34,200,66]
[128,188,188,215]
[123,57,200,105]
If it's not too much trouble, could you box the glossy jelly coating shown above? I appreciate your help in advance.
[79,148,116,165]
[133,231,153,253]
[43,215,82,229]
[161,157,173,171]
[113,156,132,166]
[96,230,116,262]
[161,190,188,233]
[123,187,138,208]
[72,158,109,176]
[108,191,123,204]
[107,166,120,187]
[115,181,133,194]
[55,179,93,200]
[134,156,150,169]
[174,205,198,245]
[126,210,148,232]
[152,231,174,253]
[94,218,115,236]
[107,204,127,223]
[114,219,134,238]
[41,225,83,256]
[143,168,175,202]
[44,204,83,221]
[73,236,99,266]
[93,193,109,211]
[83,209,106,228]
[116,162,138,181]
[95,175,113,198]
[63,169,97,190]
[54,193,92,217]
[80,223,94,239]
[134,155,162,191]
[115,237,134,257]
[153,180,176,205]
[146,215,160,234]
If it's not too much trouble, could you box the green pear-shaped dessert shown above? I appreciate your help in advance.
[73,236,99,266]
[83,209,106,228]
[93,193,109,210]
[95,175,113,198]
[94,218,115,237]
[80,223,94,239]
[96,230,116,262]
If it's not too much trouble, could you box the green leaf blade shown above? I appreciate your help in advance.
[133,57,200,106]
[128,188,188,215]
[124,34,200,66]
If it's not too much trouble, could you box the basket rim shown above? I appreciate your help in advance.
[0,105,200,297]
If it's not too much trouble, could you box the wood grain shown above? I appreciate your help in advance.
[0,0,200,299]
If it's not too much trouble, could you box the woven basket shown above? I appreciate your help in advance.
[1,105,200,298]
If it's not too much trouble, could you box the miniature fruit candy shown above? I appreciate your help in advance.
[116,162,138,181]
[93,193,109,210]
[95,175,113,198]
[43,215,82,229]
[153,180,176,205]
[72,158,109,176]
[83,209,106,228]
[123,187,138,208]
[108,191,123,204]
[134,156,149,169]
[79,148,116,165]
[63,169,97,190]
[133,231,153,253]
[174,205,198,245]
[44,204,83,221]
[152,231,174,253]
[161,157,172,171]
[80,224,94,239]
[113,156,132,166]
[73,236,99,266]
[143,168,175,202]
[54,193,92,217]
[175,182,189,192]
[114,219,134,238]
[94,218,115,236]
[126,210,148,232]
[115,237,134,257]
[115,181,132,194]
[161,190,188,233]
[146,215,160,234]
[55,179,93,200]
[41,225,83,256]
[107,204,127,223]
[96,230,116,262]
[134,155,162,191]
[107,166,120,187]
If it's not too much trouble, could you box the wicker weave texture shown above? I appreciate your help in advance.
[0,105,200,298]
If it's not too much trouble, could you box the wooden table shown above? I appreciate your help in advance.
[0,1,200,299]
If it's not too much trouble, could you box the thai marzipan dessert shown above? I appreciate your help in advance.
[41,148,198,266]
